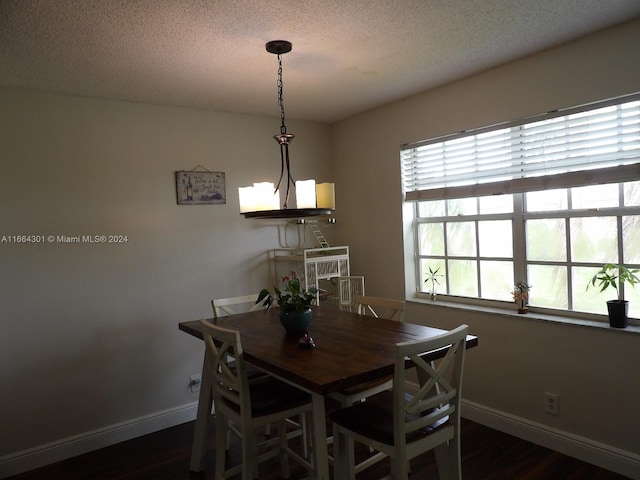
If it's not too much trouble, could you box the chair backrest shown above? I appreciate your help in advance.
[337,276,365,312]
[393,324,469,447]
[354,294,405,322]
[212,293,267,320]
[200,319,251,416]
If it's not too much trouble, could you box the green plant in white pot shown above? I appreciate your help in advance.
[587,263,639,328]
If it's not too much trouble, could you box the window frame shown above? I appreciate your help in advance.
[402,94,640,324]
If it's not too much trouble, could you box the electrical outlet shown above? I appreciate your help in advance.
[189,374,202,393]
[545,392,559,415]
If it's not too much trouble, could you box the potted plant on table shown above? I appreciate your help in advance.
[257,272,317,334]
[587,263,639,328]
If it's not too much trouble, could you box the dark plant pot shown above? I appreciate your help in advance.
[279,308,312,334]
[606,300,628,328]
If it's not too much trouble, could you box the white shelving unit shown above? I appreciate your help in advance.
[271,246,350,306]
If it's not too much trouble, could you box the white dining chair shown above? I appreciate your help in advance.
[200,319,315,480]
[336,276,365,312]
[211,293,268,319]
[212,294,271,384]
[327,294,406,473]
[332,324,470,479]
[355,294,405,322]
[211,293,309,452]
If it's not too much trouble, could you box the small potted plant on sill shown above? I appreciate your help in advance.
[512,281,531,314]
[424,266,443,300]
[257,271,317,334]
[587,263,639,328]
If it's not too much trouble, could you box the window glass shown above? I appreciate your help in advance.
[527,264,568,309]
[418,200,445,217]
[479,194,513,214]
[479,220,512,257]
[446,222,476,256]
[447,198,476,216]
[623,215,640,263]
[627,284,640,319]
[571,184,619,209]
[420,259,446,294]
[570,217,617,264]
[448,259,478,297]
[418,223,444,256]
[574,266,608,314]
[526,219,566,262]
[479,260,513,301]
[526,189,567,212]
[624,181,640,206]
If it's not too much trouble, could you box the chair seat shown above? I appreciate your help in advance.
[221,375,311,418]
[236,362,269,381]
[337,375,392,396]
[331,390,449,446]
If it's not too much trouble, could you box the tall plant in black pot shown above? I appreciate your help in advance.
[587,263,640,328]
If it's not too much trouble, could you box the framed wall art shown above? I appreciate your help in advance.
[175,168,226,205]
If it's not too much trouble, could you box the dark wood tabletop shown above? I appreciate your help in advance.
[179,306,478,396]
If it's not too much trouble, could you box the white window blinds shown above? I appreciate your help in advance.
[402,94,640,201]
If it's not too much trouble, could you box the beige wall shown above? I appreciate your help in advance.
[332,19,640,475]
[0,90,331,472]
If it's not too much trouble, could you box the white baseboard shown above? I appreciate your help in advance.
[3,400,639,479]
[462,400,640,479]
[0,402,199,479]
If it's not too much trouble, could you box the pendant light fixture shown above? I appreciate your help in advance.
[239,40,335,219]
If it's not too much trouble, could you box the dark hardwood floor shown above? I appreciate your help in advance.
[7,418,628,480]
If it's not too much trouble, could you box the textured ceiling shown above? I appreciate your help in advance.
[1,0,639,123]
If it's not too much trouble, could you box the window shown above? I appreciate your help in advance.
[402,94,640,320]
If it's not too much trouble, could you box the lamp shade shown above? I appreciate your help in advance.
[238,182,280,213]
[316,182,335,209]
[253,182,280,211]
[238,186,256,213]
[296,179,317,208]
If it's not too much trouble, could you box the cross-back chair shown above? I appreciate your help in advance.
[211,293,267,319]
[211,293,306,446]
[200,319,315,480]
[212,294,270,383]
[326,294,406,473]
[336,276,365,312]
[331,324,470,480]
[355,294,405,322]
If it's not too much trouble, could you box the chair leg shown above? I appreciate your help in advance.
[332,424,342,479]
[332,424,356,480]
[278,419,291,479]
[241,428,257,480]
[391,454,409,480]
[301,413,309,458]
[434,439,461,480]
[214,413,228,479]
[304,412,314,465]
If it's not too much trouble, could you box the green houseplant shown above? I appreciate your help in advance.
[257,272,317,333]
[587,263,639,328]
[424,266,443,300]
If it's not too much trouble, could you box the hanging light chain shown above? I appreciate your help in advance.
[277,53,287,135]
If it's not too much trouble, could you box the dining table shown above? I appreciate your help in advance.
[179,306,478,479]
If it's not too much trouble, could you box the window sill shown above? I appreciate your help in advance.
[406,296,640,336]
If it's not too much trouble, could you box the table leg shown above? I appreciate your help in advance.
[190,352,213,472]
[311,393,330,480]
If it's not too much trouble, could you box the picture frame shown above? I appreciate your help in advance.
[175,170,226,205]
